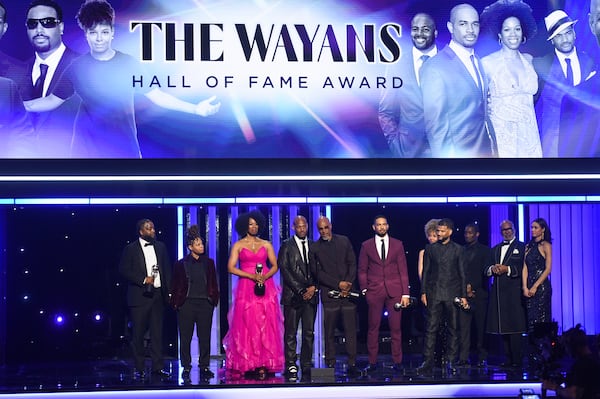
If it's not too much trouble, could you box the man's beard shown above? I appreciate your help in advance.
[141,234,155,243]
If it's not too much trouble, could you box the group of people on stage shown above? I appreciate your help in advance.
[379,0,600,158]
[117,211,559,384]
[0,0,219,158]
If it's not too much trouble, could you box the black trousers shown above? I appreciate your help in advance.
[458,296,488,362]
[129,287,165,371]
[502,333,523,365]
[423,298,458,365]
[283,302,317,369]
[177,298,215,369]
[323,300,357,366]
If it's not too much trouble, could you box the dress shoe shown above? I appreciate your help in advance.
[347,365,361,377]
[416,361,433,374]
[133,369,146,380]
[181,368,191,381]
[392,363,404,373]
[151,369,171,378]
[301,367,311,380]
[455,360,470,367]
[477,359,488,368]
[200,367,215,379]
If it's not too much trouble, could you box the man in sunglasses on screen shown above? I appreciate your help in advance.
[23,0,80,157]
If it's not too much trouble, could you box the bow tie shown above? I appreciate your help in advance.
[144,242,154,247]
[501,241,510,246]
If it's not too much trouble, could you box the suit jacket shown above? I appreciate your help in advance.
[378,45,431,157]
[0,50,29,95]
[559,73,600,157]
[358,236,409,298]
[420,44,496,158]
[0,77,35,158]
[486,240,526,334]
[310,234,357,304]
[464,241,491,299]
[119,239,172,306]
[278,237,318,306]
[24,47,81,158]
[170,254,219,308]
[421,240,467,301]
[533,51,596,157]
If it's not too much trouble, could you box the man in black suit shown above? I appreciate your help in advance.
[378,12,437,158]
[119,219,172,379]
[418,218,467,374]
[311,216,359,376]
[458,223,491,367]
[24,0,80,157]
[558,0,600,157]
[533,9,596,157]
[278,215,318,381]
[485,220,526,368]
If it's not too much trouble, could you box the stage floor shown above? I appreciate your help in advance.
[0,355,548,399]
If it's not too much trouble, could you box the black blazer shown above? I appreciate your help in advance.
[119,239,172,306]
[278,237,317,306]
[310,234,357,304]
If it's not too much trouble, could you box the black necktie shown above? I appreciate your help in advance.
[33,63,49,98]
[144,242,153,247]
[381,239,386,261]
[301,240,308,265]
[565,58,574,86]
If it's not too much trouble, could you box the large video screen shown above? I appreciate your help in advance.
[0,0,597,159]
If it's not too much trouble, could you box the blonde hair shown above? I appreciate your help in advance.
[424,218,440,237]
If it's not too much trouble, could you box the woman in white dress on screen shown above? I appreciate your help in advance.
[481,0,542,158]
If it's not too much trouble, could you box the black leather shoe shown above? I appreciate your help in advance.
[416,361,433,374]
[151,369,171,378]
[347,365,361,377]
[181,368,191,382]
[200,367,215,379]
[365,363,377,374]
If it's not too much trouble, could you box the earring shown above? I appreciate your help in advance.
[498,38,502,46]
[522,36,527,44]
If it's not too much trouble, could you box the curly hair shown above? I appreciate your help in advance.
[480,0,538,40]
[234,210,266,237]
[185,224,205,246]
[76,0,114,31]
[424,218,440,237]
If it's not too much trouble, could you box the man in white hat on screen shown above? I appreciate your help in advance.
[533,9,596,157]
[559,0,600,157]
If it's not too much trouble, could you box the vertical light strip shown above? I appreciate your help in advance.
[325,205,331,221]
[230,207,239,305]
[517,204,525,243]
[208,206,220,355]
[177,206,185,260]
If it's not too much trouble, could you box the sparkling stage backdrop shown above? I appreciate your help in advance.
[1,0,598,158]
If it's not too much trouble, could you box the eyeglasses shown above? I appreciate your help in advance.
[26,17,60,30]
[501,227,513,232]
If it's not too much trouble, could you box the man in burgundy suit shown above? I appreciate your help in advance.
[358,215,410,373]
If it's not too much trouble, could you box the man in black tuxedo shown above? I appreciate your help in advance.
[278,215,318,381]
[485,220,526,368]
[533,9,596,157]
[558,0,600,157]
[119,219,172,379]
[378,12,438,158]
[24,0,80,157]
[418,218,467,374]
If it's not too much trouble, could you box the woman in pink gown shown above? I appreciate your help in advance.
[223,211,284,378]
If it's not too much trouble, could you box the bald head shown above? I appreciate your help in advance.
[316,216,332,241]
[450,3,478,24]
[293,215,308,239]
